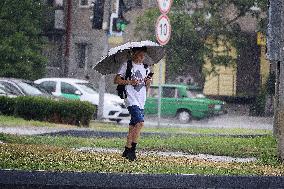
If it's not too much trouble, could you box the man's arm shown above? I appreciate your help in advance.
[145,78,152,92]
[114,75,138,85]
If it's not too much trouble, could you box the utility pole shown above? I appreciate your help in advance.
[96,0,109,120]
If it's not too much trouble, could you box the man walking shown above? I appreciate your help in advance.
[114,47,152,161]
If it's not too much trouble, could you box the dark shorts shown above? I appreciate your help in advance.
[128,105,144,126]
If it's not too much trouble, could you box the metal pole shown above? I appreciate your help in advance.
[157,60,163,127]
[98,75,106,120]
[97,33,109,120]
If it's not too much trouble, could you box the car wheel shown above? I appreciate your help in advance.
[177,110,192,123]
[109,119,122,123]
[93,105,98,120]
[116,119,122,123]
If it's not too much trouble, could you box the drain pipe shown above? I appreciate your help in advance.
[64,0,72,76]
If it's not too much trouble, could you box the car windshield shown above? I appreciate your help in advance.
[187,90,206,98]
[0,87,6,94]
[76,82,98,94]
[0,83,11,94]
[17,81,43,95]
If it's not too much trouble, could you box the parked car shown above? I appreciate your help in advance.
[145,84,226,123]
[0,78,52,97]
[0,83,17,98]
[34,78,130,122]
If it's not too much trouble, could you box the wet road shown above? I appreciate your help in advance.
[118,114,273,130]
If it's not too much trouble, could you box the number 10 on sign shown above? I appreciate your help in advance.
[155,15,171,46]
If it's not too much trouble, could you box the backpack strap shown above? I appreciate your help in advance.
[125,60,132,80]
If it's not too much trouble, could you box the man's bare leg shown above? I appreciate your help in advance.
[126,125,134,148]
[131,122,144,143]
[122,125,134,158]
[123,122,144,161]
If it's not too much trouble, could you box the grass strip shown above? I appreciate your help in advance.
[0,143,283,176]
[0,133,278,164]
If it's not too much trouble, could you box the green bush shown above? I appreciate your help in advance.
[250,72,276,116]
[15,96,54,121]
[0,96,96,127]
[250,90,266,116]
[0,96,16,115]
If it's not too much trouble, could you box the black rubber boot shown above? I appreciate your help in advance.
[122,146,131,158]
[126,142,137,161]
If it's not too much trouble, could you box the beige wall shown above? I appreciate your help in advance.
[203,38,237,96]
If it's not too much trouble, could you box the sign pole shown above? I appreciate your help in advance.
[156,0,172,128]
[158,58,163,128]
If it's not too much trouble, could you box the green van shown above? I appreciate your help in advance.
[145,84,226,123]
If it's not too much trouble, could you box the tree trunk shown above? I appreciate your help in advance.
[277,62,284,161]
[277,108,284,161]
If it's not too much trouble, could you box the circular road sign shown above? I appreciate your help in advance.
[156,14,171,46]
[157,0,173,14]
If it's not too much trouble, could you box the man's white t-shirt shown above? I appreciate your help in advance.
[118,61,150,109]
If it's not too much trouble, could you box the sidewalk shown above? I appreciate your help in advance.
[75,147,257,163]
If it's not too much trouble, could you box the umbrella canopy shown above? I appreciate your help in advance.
[93,40,165,75]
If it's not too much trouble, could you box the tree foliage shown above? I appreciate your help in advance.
[0,0,47,80]
[134,0,268,85]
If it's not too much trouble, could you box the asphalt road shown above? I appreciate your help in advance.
[118,114,273,130]
[1,170,284,189]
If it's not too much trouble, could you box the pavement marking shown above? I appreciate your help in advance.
[74,147,257,163]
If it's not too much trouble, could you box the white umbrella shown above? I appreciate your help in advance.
[93,40,165,75]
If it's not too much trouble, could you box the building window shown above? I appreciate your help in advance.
[79,0,89,7]
[76,43,87,69]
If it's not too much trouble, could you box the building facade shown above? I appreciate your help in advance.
[42,0,158,92]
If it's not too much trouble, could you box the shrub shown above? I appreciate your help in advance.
[0,96,16,115]
[15,96,54,121]
[0,96,96,127]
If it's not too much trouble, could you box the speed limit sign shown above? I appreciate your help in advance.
[157,0,173,14]
[155,14,171,46]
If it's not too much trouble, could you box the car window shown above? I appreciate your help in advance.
[61,82,79,94]
[76,82,97,94]
[187,90,206,98]
[148,87,159,98]
[40,81,56,93]
[17,82,43,95]
[0,81,22,95]
[162,87,176,98]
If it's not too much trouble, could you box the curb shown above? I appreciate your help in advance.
[0,170,284,189]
